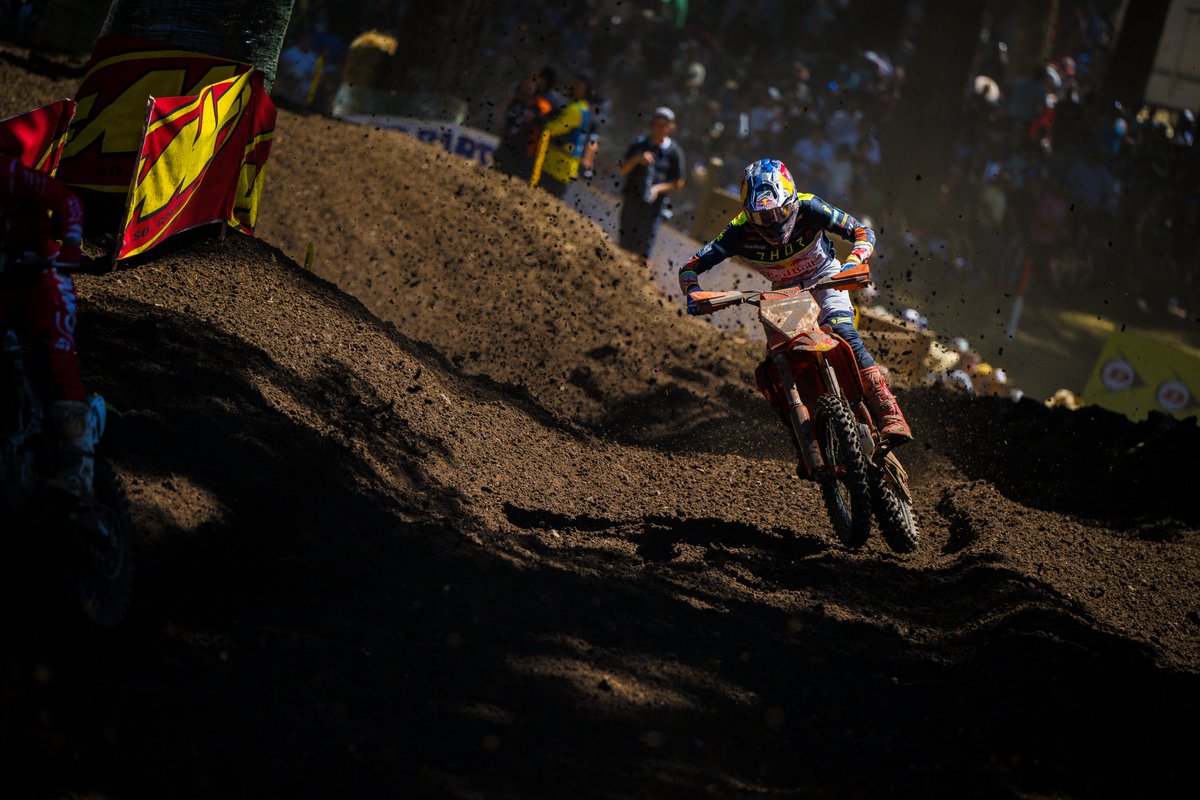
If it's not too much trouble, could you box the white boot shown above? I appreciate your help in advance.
[48,399,96,500]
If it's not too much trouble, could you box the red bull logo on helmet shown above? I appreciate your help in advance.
[752,194,779,210]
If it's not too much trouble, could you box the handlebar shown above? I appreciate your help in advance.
[0,256,105,279]
[690,263,871,315]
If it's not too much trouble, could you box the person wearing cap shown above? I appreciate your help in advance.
[532,69,597,198]
[617,106,685,268]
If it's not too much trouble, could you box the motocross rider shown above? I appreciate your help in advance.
[681,158,912,445]
[1,151,95,501]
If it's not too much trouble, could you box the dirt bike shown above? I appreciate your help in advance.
[0,257,134,626]
[690,264,919,553]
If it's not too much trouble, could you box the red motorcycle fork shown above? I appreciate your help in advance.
[771,351,824,477]
[757,330,865,479]
[789,334,863,406]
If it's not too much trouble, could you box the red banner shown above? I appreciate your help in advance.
[229,88,277,235]
[58,35,250,192]
[117,70,273,260]
[0,100,77,174]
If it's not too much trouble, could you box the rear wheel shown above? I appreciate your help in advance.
[872,451,919,553]
[815,393,872,548]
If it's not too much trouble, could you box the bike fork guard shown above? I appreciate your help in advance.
[756,355,824,477]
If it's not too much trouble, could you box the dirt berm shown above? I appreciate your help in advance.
[2,53,1199,799]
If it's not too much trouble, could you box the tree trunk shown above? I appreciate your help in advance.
[1000,0,1058,80]
[100,0,295,88]
[1099,0,1172,111]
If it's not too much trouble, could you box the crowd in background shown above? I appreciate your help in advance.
[210,1,1200,396]
[3,0,1195,330]
[924,5,1199,323]
[282,2,1193,308]
[0,0,1192,410]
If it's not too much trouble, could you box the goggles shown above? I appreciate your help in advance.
[747,201,796,228]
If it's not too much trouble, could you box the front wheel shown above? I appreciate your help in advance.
[814,393,873,548]
[871,451,919,553]
[71,458,135,627]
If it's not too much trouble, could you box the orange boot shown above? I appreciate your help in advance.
[860,366,912,445]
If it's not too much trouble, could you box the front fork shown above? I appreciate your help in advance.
[776,352,861,480]
[2,329,44,496]
[774,352,827,479]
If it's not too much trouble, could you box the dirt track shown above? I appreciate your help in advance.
[3,51,1199,799]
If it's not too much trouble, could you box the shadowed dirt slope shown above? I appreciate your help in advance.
[2,50,1199,799]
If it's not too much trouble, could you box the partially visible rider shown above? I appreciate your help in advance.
[680,158,912,444]
[0,151,95,500]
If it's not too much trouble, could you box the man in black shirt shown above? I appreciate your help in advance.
[617,107,685,268]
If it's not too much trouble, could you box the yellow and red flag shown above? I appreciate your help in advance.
[0,100,77,174]
[117,69,273,260]
[58,35,251,192]
[229,87,277,235]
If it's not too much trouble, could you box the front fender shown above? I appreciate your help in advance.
[787,331,864,406]
[790,330,840,352]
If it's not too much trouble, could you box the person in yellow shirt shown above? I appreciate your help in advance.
[532,70,595,198]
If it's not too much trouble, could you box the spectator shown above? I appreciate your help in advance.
[978,169,1008,231]
[533,69,597,198]
[790,126,834,184]
[856,132,882,167]
[1048,221,1095,291]
[275,34,321,108]
[1066,146,1112,215]
[977,40,1009,85]
[494,66,558,182]
[617,106,686,268]
[825,96,863,151]
[1030,173,1069,270]
[825,143,855,202]
[1003,65,1051,123]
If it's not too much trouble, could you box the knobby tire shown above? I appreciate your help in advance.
[871,451,920,553]
[815,393,872,548]
[75,457,135,627]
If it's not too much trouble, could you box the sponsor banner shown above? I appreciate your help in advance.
[117,70,271,260]
[335,112,499,168]
[1082,329,1200,422]
[229,92,277,235]
[58,35,251,192]
[0,100,77,174]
